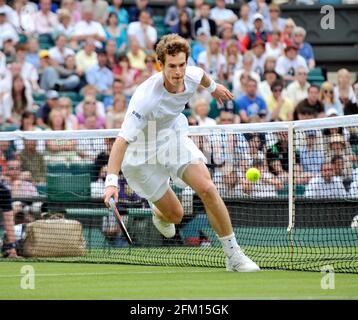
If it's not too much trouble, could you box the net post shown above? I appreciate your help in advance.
[287,123,295,264]
[287,123,295,233]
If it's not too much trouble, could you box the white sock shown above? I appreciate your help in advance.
[218,233,239,258]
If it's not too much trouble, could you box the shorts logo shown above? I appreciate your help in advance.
[132,111,142,120]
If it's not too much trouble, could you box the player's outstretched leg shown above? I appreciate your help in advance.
[182,162,260,272]
[149,188,184,238]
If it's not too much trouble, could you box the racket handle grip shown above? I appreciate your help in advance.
[108,197,116,209]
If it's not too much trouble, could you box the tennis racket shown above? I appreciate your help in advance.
[108,198,133,245]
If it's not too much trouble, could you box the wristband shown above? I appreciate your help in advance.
[105,174,118,188]
[207,79,217,93]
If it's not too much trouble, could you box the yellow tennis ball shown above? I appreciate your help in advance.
[246,168,261,182]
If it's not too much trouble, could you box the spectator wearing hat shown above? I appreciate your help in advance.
[265,3,286,33]
[275,44,308,83]
[39,50,80,91]
[233,3,252,41]
[292,26,315,70]
[265,29,284,59]
[304,161,347,199]
[85,49,113,95]
[283,66,310,107]
[319,81,344,117]
[251,40,267,78]
[295,84,324,118]
[36,90,59,128]
[0,11,19,49]
[241,13,270,52]
[210,0,238,28]
[193,2,217,37]
[265,80,294,121]
[235,77,267,123]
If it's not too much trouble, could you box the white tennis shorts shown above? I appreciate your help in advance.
[122,135,207,202]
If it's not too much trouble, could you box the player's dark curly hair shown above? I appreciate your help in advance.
[156,34,191,65]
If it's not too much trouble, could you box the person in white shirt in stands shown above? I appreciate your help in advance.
[0,12,19,49]
[265,30,284,59]
[192,98,216,126]
[305,161,347,199]
[48,34,75,65]
[127,10,157,52]
[232,52,261,98]
[251,40,267,79]
[103,34,260,272]
[210,0,238,28]
[233,3,252,41]
[197,36,226,82]
[275,44,308,83]
[283,66,310,107]
[72,9,106,48]
[33,0,58,35]
[0,0,20,30]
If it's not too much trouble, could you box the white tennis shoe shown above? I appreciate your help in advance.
[226,248,260,272]
[149,202,176,238]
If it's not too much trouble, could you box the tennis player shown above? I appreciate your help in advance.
[1,183,18,258]
[103,34,260,272]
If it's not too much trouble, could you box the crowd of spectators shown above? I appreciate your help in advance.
[0,0,358,211]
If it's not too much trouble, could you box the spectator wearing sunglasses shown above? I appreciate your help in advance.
[265,80,294,121]
[319,81,344,117]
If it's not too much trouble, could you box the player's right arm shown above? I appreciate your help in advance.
[103,136,128,206]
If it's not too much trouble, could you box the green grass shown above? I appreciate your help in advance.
[0,262,357,300]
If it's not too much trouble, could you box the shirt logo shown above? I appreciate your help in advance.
[132,111,142,120]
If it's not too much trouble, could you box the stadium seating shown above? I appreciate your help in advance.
[307,67,325,86]
[47,173,91,202]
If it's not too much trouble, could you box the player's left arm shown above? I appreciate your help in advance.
[200,73,234,105]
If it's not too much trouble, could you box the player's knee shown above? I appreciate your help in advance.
[196,182,218,202]
[170,206,184,224]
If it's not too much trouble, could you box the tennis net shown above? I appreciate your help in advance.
[0,115,357,273]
